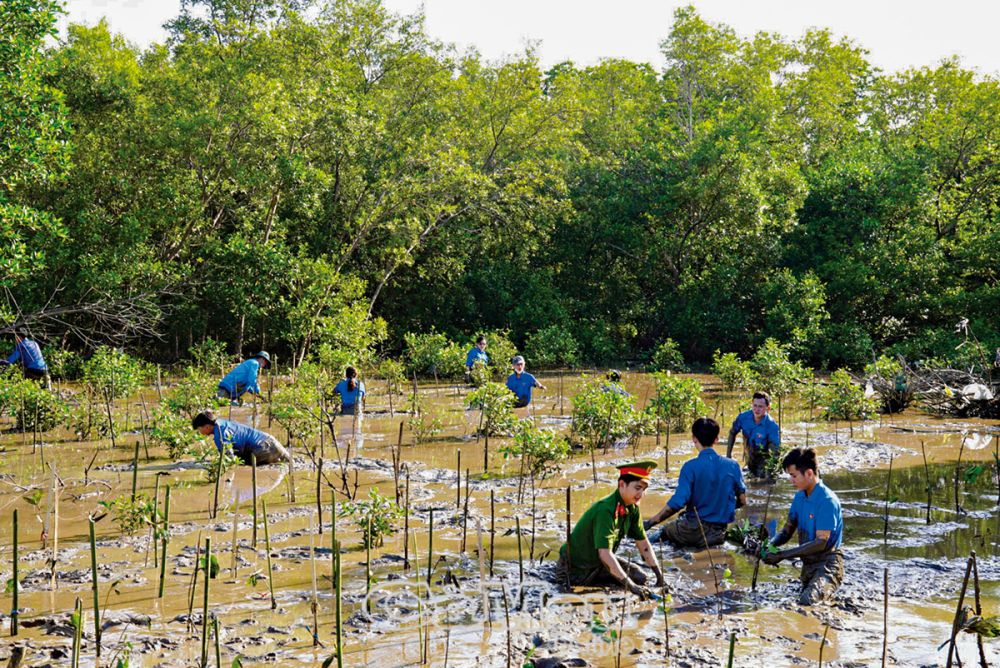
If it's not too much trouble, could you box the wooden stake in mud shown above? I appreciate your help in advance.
[212,447,224,519]
[883,455,894,557]
[262,500,276,610]
[881,567,888,668]
[89,517,102,657]
[427,509,435,588]
[502,585,513,668]
[50,465,59,590]
[921,440,933,524]
[403,467,411,571]
[200,537,212,668]
[515,516,524,586]
[310,512,319,647]
[130,439,140,501]
[317,458,324,534]
[251,454,259,548]
[970,551,989,668]
[11,509,18,636]
[565,486,572,589]
[489,490,496,577]
[158,486,171,598]
[945,555,974,668]
[726,632,736,668]
[461,468,470,553]
[818,623,830,667]
[456,450,462,510]
[334,503,343,668]
[751,483,774,592]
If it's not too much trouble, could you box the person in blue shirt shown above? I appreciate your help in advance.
[1,331,50,388]
[726,391,781,479]
[333,366,366,415]
[601,370,631,397]
[465,335,489,377]
[763,447,844,606]
[217,351,270,403]
[192,411,289,465]
[506,355,545,408]
[643,417,747,548]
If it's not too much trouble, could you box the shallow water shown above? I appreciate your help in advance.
[0,372,998,666]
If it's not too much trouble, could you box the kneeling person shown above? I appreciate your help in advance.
[192,411,289,465]
[644,417,746,548]
[556,461,665,599]
[763,447,844,606]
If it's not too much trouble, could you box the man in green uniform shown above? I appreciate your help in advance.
[556,460,665,599]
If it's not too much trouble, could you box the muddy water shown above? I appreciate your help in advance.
[1,372,998,666]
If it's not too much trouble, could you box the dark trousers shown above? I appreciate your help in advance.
[649,516,727,549]
[555,554,648,588]
[799,549,844,605]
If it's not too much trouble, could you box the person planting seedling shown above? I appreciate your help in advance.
[216,350,270,404]
[556,460,665,599]
[644,417,746,548]
[1,330,51,388]
[762,447,844,605]
[192,411,289,464]
[506,355,545,408]
[726,391,781,479]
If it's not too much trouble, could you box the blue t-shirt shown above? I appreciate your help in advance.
[667,448,746,524]
[6,339,47,371]
[218,358,263,397]
[334,378,366,407]
[506,372,539,405]
[731,409,781,453]
[788,480,843,550]
[465,347,489,368]
[213,418,270,456]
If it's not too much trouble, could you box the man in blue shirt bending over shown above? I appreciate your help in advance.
[726,391,781,479]
[763,447,844,606]
[644,417,746,548]
[192,411,289,465]
[217,351,270,403]
[506,355,545,408]
[2,331,51,388]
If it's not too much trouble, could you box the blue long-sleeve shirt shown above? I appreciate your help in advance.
[730,409,781,454]
[212,418,271,457]
[334,379,366,408]
[218,358,263,397]
[667,448,746,524]
[465,347,489,369]
[6,339,47,371]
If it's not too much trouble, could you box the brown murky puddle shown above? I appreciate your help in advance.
[1,372,998,666]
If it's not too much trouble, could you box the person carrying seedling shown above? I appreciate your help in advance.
[465,335,489,381]
[762,447,843,606]
[192,410,289,465]
[1,330,51,389]
[217,351,270,404]
[333,366,365,415]
[555,460,666,599]
[644,417,746,548]
[506,355,545,408]
[726,391,781,479]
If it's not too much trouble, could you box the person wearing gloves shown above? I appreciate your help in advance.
[217,351,270,403]
[191,411,289,465]
[555,460,666,599]
[763,447,844,605]
[726,391,781,478]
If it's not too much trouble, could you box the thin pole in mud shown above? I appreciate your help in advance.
[156,365,162,402]
[502,584,513,668]
[881,567,888,668]
[616,590,626,668]
[138,392,150,460]
[515,516,524,586]
[364,513,371,605]
[456,450,462,511]
[883,454,894,557]
[921,441,932,524]
[230,495,240,579]
[403,467,411,571]
[661,578,670,661]
[158,486,171,598]
[970,551,988,668]
[945,555,974,668]
[427,508,434,588]
[130,439,140,501]
[251,454,258,548]
[267,358,274,428]
[88,517,101,657]
[262,500,276,610]
[200,537,212,668]
[529,480,537,562]
[692,508,722,618]
[71,597,83,668]
[665,426,670,473]
[484,430,490,473]
[148,473,160,569]
[187,533,202,633]
[955,436,966,515]
[212,447,223,519]
[726,631,736,668]
[310,511,319,648]
[50,465,59,590]
[444,627,451,668]
[751,482,773,592]
[994,434,1000,506]
[317,458,324,534]
[213,616,222,667]
[818,622,830,667]
[331,495,337,593]
[489,490,496,578]
[334,509,343,668]
[477,519,490,623]
[11,509,18,636]
[565,486,572,590]
[462,468,470,554]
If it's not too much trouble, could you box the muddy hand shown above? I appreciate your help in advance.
[624,578,653,600]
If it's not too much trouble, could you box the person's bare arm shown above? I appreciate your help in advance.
[635,539,665,586]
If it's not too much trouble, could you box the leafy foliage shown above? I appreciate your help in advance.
[647,372,707,432]
[818,369,876,420]
[499,420,570,481]
[571,376,648,451]
[342,488,403,549]
[82,347,149,400]
[99,494,157,536]
[525,324,579,369]
[650,338,687,372]
[711,350,753,392]
[466,381,517,436]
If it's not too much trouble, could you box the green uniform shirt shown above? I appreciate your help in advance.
[559,490,647,578]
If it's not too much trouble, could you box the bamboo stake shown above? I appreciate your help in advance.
[50,465,59,590]
[334,503,343,668]
[251,454,258,548]
[726,632,736,668]
[311,512,319,647]
[214,616,222,668]
[502,584,513,668]
[456,450,461,510]
[201,538,212,667]
[230,495,240,579]
[882,567,888,668]
[403,468,410,571]
[158,486,171,598]
[317,458,324,535]
[515,516,524,585]
[461,468,470,553]
[818,622,830,667]
[565,486,572,589]
[212,446,223,519]
[89,517,101,656]
[11,509,18,636]
[921,440,932,524]
[262,500,276,610]
[427,509,434,588]
[489,490,496,578]
[71,597,82,668]
[971,551,988,668]
[130,440,140,501]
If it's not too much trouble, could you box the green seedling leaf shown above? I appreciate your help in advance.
[321,657,336,668]
[70,610,81,629]
[964,464,986,485]
[23,489,44,506]
[200,554,220,579]
[232,657,244,668]
[5,577,18,594]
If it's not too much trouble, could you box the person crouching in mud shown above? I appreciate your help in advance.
[763,447,844,605]
[192,411,290,465]
[556,461,665,599]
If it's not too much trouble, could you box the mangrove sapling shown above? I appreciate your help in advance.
[571,376,641,481]
[751,483,774,593]
[201,538,212,668]
[648,373,706,473]
[490,490,495,577]
[946,555,975,668]
[404,468,410,570]
[970,551,989,668]
[89,517,102,656]
[11,509,18,636]
[262,500,276,610]
[344,487,403,549]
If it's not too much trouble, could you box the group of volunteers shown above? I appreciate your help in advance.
[5,332,842,605]
[559,395,843,608]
